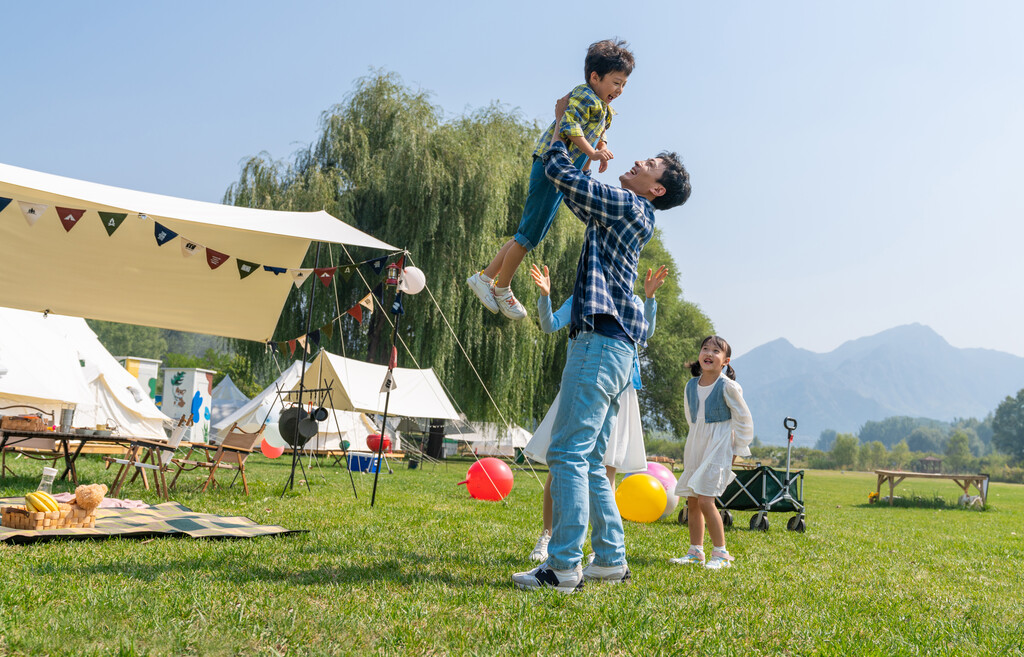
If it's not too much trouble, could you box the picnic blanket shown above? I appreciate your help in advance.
[0,498,302,544]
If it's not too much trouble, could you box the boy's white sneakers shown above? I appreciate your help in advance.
[466,272,499,314]
[494,288,528,320]
[529,531,551,562]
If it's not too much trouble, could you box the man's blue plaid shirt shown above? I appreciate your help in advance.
[542,141,655,345]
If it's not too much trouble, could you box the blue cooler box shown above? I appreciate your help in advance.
[348,454,380,473]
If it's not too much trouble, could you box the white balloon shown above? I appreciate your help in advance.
[398,266,426,294]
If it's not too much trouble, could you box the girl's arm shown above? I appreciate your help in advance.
[644,298,657,339]
[548,296,573,333]
[724,380,754,457]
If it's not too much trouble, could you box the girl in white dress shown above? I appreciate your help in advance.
[670,335,753,570]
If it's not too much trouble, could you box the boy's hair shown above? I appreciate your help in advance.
[585,39,635,80]
[652,151,692,211]
[688,335,736,380]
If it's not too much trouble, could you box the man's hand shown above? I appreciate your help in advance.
[644,265,669,298]
[554,93,570,121]
[530,263,551,296]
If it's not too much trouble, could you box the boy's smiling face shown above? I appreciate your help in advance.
[588,70,628,104]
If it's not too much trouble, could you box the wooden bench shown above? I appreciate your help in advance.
[874,469,990,507]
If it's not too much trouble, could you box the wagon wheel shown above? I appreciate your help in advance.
[677,506,688,525]
[749,513,769,532]
[720,510,733,527]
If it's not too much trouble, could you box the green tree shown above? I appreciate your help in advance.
[86,320,167,359]
[860,441,888,470]
[223,72,712,434]
[890,440,910,469]
[815,429,837,451]
[992,389,1024,463]
[906,426,945,453]
[831,433,859,470]
[944,429,974,473]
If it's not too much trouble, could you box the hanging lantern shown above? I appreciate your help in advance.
[385,261,401,286]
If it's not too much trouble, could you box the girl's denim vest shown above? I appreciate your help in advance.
[686,377,732,424]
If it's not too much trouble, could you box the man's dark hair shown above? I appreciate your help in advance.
[653,151,691,211]
[585,39,635,80]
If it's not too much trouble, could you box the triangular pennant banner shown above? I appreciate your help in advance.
[365,256,387,276]
[206,248,229,270]
[372,282,385,307]
[98,211,127,236]
[263,265,287,275]
[346,305,363,323]
[358,292,374,311]
[55,207,85,233]
[322,322,334,340]
[0,197,13,214]
[267,342,278,353]
[380,370,398,394]
[314,267,336,288]
[154,222,178,246]
[390,291,404,316]
[277,341,288,354]
[337,264,356,282]
[237,259,260,279]
[288,339,297,356]
[291,269,313,288]
[308,329,321,347]
[296,336,307,351]
[18,201,48,226]
[395,255,406,270]
[181,240,203,258]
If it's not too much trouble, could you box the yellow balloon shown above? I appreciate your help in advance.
[615,473,668,523]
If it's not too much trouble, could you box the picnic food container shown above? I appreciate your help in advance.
[0,414,48,432]
[1,503,96,530]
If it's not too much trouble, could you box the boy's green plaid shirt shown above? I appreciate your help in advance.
[533,83,615,161]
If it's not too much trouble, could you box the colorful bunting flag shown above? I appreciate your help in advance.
[206,248,229,270]
[0,197,12,214]
[18,201,47,226]
[338,264,356,281]
[358,292,374,312]
[55,207,85,233]
[390,291,404,315]
[296,335,307,351]
[314,267,336,288]
[154,222,178,246]
[365,256,388,276]
[380,369,397,394]
[291,269,313,288]
[308,329,321,347]
[394,255,405,270]
[263,265,287,275]
[322,322,334,340]
[268,342,278,353]
[98,211,127,236]
[347,305,364,323]
[237,259,259,279]
[288,339,297,356]
[181,240,202,258]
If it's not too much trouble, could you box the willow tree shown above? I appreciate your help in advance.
[224,71,711,434]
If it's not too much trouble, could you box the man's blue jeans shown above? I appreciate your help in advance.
[547,331,634,570]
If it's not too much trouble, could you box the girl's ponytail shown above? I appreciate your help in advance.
[688,361,702,377]
[725,363,736,380]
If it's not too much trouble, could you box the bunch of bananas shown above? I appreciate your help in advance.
[24,491,60,514]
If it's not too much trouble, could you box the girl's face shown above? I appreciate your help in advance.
[699,340,730,375]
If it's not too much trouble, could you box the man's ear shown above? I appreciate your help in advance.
[649,183,666,199]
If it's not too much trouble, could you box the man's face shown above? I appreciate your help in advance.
[619,157,667,198]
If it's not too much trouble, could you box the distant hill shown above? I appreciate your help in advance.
[731,324,1024,445]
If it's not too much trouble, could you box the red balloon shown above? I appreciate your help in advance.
[260,438,284,459]
[458,457,514,501]
[366,434,391,452]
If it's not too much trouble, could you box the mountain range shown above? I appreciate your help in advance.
[730,324,1024,446]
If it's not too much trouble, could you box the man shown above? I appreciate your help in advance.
[512,98,691,593]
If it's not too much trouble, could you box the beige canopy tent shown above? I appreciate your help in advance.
[0,162,396,341]
[287,350,460,421]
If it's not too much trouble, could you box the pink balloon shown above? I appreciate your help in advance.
[260,438,284,459]
[645,462,676,491]
[458,457,514,501]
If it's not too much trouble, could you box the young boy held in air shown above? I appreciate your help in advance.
[467,38,634,320]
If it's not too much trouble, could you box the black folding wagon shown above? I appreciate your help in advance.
[678,417,806,532]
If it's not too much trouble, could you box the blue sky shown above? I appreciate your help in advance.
[3,1,1022,357]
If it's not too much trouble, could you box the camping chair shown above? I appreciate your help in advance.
[1,406,61,478]
[170,422,265,495]
[104,414,192,500]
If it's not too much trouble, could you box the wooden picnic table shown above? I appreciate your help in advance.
[0,429,133,485]
[874,469,990,507]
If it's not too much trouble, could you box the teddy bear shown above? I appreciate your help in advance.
[69,483,108,512]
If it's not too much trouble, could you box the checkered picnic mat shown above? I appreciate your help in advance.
[0,498,302,544]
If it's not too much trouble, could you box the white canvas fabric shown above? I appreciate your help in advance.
[0,162,396,341]
[0,307,171,439]
[210,375,250,427]
[458,422,532,458]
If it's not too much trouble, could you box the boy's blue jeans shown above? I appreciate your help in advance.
[546,331,634,570]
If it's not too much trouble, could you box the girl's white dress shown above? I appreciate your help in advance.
[674,375,754,498]
[523,386,648,474]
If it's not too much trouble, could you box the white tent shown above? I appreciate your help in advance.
[0,162,396,341]
[210,375,249,427]
[0,307,171,439]
[456,422,532,458]
[212,361,379,452]
[288,350,461,421]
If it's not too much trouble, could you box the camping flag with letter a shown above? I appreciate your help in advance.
[314,267,336,287]
[154,222,178,246]
[291,269,312,288]
[18,201,47,226]
[55,207,85,233]
[237,259,259,279]
[98,212,127,236]
[338,264,356,281]
[206,248,229,270]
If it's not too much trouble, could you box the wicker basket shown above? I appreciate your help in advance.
[0,504,96,530]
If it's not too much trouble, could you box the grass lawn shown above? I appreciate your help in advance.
[1,453,1021,656]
